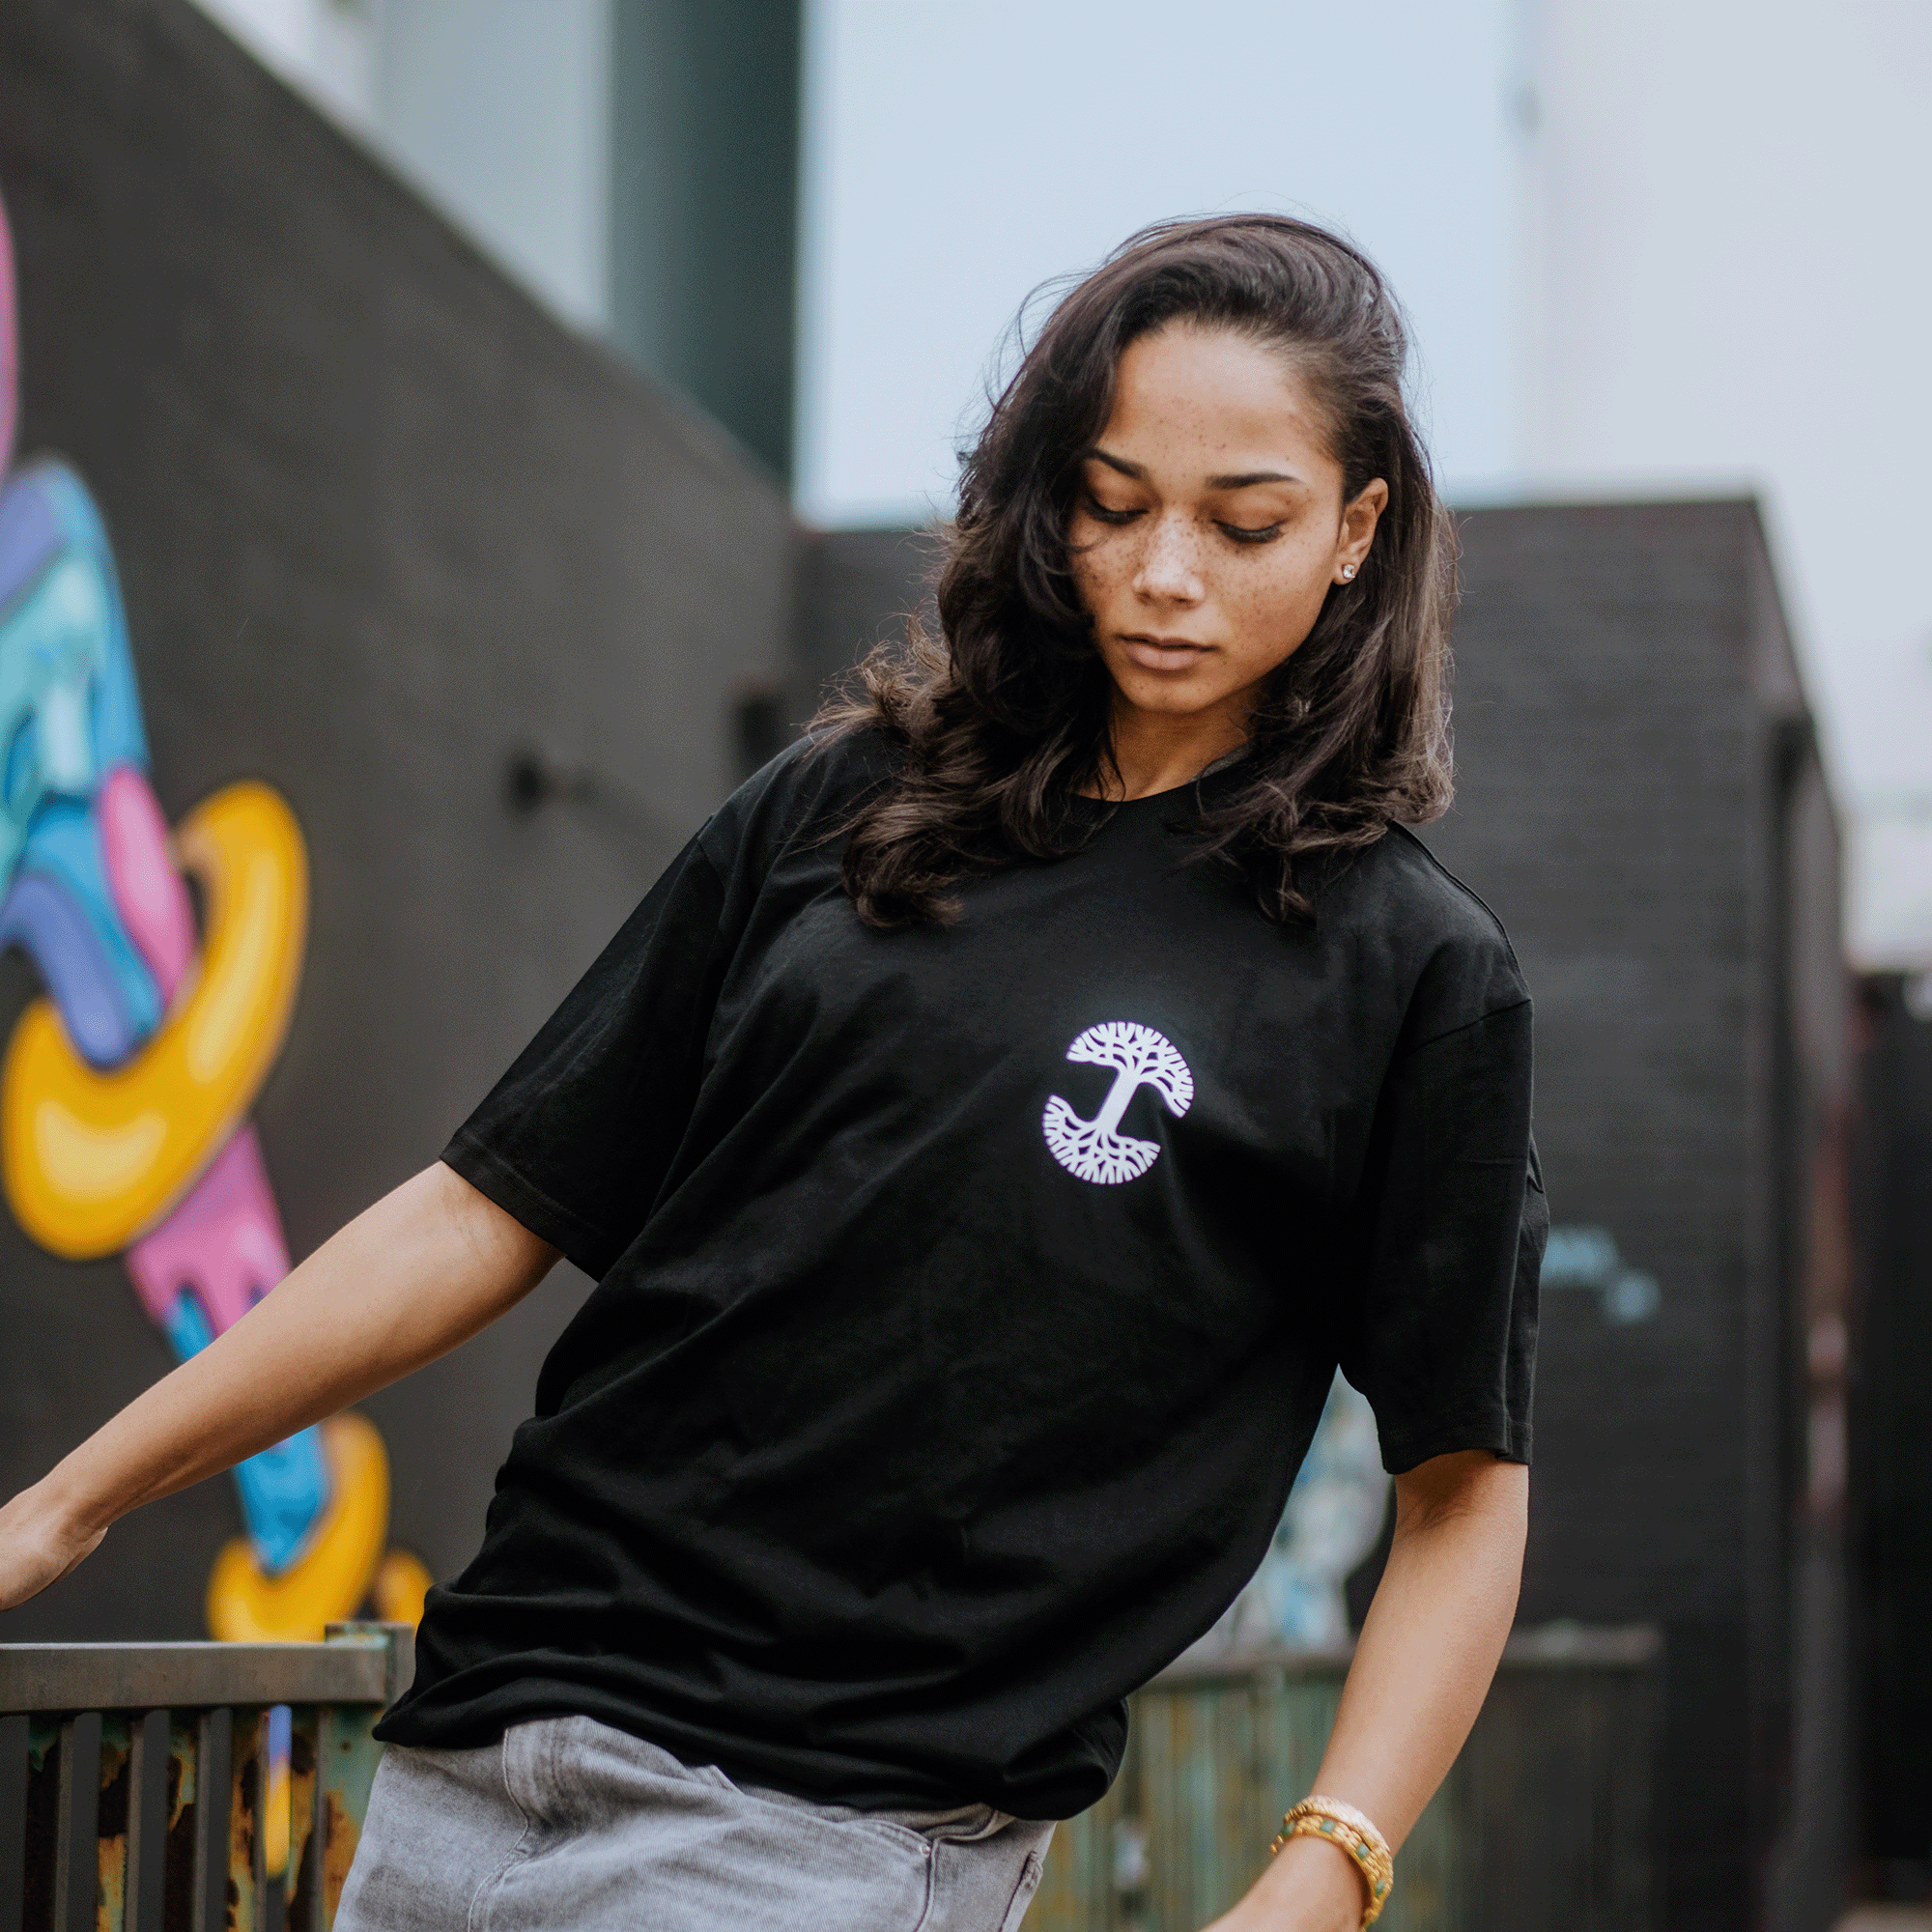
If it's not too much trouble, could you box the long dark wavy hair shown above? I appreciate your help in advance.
[820,213,1456,928]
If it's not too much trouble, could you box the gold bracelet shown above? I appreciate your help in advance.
[1267,1794,1394,1927]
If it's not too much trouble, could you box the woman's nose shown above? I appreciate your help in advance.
[1131,515,1206,605]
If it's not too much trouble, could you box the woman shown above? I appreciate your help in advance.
[0,215,1543,1932]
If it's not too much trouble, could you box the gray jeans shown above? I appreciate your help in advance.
[335,1715,1054,1932]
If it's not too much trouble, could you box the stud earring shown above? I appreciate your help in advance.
[1341,564,1357,581]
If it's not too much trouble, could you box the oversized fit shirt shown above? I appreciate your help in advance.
[378,731,1545,1819]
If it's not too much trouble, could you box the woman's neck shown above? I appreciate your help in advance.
[1084,696,1252,802]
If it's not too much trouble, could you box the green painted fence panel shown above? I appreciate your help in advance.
[1026,1629,1658,1932]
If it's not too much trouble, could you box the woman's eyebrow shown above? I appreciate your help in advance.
[1085,448,1305,491]
[1207,468,1303,489]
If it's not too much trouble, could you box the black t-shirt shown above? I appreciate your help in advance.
[378,730,1545,1820]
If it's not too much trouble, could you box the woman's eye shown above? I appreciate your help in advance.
[1219,522,1283,546]
[1084,497,1143,526]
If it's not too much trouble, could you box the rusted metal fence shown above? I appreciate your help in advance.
[1030,1623,1661,1932]
[0,1622,410,1932]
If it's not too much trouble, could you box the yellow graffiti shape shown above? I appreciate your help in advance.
[205,1412,390,1643]
[371,1548,434,1627]
[0,781,307,1257]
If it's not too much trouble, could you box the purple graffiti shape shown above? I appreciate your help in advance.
[0,870,144,1067]
[103,761,295,1337]
[0,472,58,615]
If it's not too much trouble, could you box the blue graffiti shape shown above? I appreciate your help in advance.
[0,463,147,889]
[1543,1225,1662,1325]
[161,1292,331,1572]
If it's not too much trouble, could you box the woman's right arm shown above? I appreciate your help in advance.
[0,1160,558,1612]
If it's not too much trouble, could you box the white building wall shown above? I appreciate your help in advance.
[1520,0,1932,961]
[189,0,380,130]
[374,0,611,333]
[189,0,611,334]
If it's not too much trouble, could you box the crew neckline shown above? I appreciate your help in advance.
[1071,745,1254,814]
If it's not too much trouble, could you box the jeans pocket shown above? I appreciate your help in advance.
[916,1804,1004,1846]
[715,1771,938,1861]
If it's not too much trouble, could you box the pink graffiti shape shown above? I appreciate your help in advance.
[125,1124,291,1336]
[98,764,196,998]
[102,761,292,1339]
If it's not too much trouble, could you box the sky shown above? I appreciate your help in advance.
[794,0,1522,525]
[181,0,1932,964]
[1514,0,1932,964]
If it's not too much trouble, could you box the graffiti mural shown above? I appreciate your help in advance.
[1182,1371,1392,1659]
[0,189,426,1639]
[1543,1224,1662,1325]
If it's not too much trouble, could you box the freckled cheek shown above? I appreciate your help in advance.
[1071,538,1134,611]
[1223,563,1325,653]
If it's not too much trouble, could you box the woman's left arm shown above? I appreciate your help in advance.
[1205,1448,1528,1932]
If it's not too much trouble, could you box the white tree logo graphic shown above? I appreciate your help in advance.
[1041,1021,1194,1185]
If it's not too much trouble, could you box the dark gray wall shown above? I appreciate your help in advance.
[1434,501,1850,1932]
[791,525,939,720]
[791,504,1853,1930]
[1851,974,1932,1894]
[610,0,802,483]
[0,0,791,1638]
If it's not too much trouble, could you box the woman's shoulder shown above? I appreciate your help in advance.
[697,724,899,876]
[1331,825,1531,1037]
[1350,823,1515,946]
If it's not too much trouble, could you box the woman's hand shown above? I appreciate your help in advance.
[0,1162,557,1614]
[1201,1834,1366,1930]
[0,1484,105,1613]
[1194,1448,1528,1931]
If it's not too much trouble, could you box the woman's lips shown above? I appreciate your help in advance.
[1120,635,1211,671]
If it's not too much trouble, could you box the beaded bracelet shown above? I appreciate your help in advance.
[1267,1794,1395,1927]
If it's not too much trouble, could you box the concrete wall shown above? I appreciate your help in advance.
[0,0,791,1640]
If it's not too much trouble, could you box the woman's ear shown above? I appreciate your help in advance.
[1335,477,1389,582]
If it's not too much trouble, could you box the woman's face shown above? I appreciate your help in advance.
[1067,322,1386,735]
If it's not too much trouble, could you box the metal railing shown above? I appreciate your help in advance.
[0,1622,412,1932]
[5,1617,1659,1932]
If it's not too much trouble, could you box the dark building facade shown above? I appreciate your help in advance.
[1436,503,1851,1932]
[1850,973,1932,1899]
[790,524,940,722]
[0,0,791,1641]
[793,503,1853,1932]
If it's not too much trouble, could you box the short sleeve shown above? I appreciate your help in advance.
[441,832,732,1278]
[1337,999,1545,1474]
